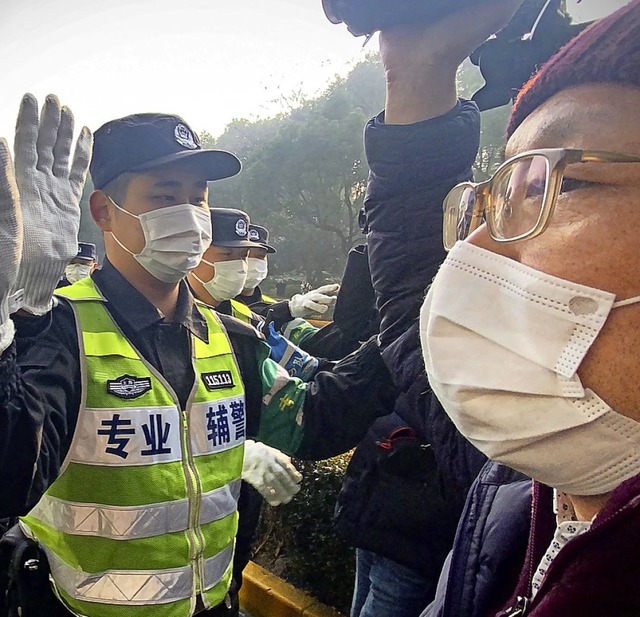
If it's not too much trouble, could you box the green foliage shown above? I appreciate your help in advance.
[251,454,354,614]
[202,55,385,287]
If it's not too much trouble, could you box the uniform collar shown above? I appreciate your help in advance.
[92,259,208,342]
[237,288,262,305]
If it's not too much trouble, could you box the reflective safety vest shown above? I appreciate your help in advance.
[230,299,253,324]
[261,294,277,304]
[21,277,246,617]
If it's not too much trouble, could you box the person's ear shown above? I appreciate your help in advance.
[90,190,114,232]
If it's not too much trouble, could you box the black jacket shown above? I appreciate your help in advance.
[363,101,486,487]
[334,102,487,580]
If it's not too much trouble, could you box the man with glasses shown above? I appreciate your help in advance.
[364,0,640,615]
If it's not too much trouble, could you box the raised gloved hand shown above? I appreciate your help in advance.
[289,283,340,318]
[11,94,92,316]
[266,323,319,381]
[242,440,302,506]
[0,139,22,353]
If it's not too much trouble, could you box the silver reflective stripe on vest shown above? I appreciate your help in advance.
[29,481,241,540]
[47,543,235,606]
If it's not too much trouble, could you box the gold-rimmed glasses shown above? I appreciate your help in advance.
[442,148,640,251]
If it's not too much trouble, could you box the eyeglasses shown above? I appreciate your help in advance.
[442,148,640,251]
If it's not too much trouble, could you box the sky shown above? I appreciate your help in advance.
[0,0,630,144]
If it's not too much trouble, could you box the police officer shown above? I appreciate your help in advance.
[0,96,396,617]
[186,207,306,611]
[235,224,276,312]
[57,242,97,288]
[188,208,264,328]
[188,208,320,382]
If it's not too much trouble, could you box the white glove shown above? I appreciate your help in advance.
[0,138,22,353]
[12,94,92,316]
[289,283,340,318]
[242,440,302,506]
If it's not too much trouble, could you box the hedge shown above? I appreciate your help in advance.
[250,454,355,614]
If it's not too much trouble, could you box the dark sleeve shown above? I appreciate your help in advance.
[297,322,365,360]
[364,100,481,349]
[294,337,398,461]
[223,316,396,461]
[261,301,294,332]
[297,244,380,361]
[331,244,377,340]
[0,304,82,516]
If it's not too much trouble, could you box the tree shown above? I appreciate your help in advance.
[202,55,385,287]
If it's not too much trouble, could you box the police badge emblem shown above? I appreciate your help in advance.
[249,229,260,242]
[174,124,198,150]
[235,218,248,237]
[107,375,152,399]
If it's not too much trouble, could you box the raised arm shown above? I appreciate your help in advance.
[367,0,523,349]
[0,94,91,515]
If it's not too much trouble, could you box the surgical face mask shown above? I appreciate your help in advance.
[243,257,268,292]
[193,258,248,302]
[109,199,212,283]
[65,263,92,284]
[420,241,640,496]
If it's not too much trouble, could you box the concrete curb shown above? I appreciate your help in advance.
[239,561,345,617]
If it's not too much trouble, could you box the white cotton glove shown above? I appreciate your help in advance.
[288,283,340,318]
[242,440,302,506]
[11,94,92,316]
[0,138,22,353]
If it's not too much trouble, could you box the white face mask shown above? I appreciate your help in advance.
[65,263,92,284]
[193,258,248,302]
[109,199,212,283]
[420,241,640,496]
[243,257,268,292]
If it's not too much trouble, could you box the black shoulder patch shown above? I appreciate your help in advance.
[202,370,235,391]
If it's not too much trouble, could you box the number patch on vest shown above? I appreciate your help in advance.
[202,371,235,391]
[107,375,152,399]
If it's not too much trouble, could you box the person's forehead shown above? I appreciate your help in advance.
[506,83,640,159]
[130,166,209,189]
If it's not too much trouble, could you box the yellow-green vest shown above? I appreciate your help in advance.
[261,294,277,304]
[229,299,252,324]
[21,277,246,617]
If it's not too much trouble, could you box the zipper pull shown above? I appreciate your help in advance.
[504,596,529,617]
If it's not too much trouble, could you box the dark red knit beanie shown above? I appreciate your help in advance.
[507,0,640,138]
